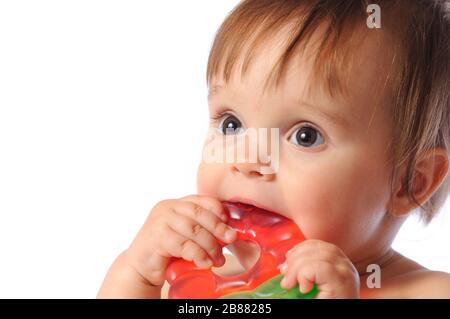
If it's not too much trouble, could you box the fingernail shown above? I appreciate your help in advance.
[224,228,236,242]
[280,277,287,287]
[299,285,310,294]
[203,259,213,268]
[214,254,225,266]
[280,263,287,273]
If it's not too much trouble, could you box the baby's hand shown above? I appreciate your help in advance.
[279,240,360,299]
[126,195,237,288]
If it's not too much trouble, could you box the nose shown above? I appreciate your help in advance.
[228,127,278,181]
[231,162,275,181]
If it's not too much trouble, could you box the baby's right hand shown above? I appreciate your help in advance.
[125,195,237,287]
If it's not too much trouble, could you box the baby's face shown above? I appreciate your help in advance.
[197,29,398,260]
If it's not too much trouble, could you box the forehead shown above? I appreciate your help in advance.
[209,25,395,126]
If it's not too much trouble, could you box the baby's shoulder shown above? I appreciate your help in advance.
[400,269,450,298]
[368,253,450,298]
[361,251,450,298]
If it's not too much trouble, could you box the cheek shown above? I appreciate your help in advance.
[196,162,224,197]
[279,147,391,250]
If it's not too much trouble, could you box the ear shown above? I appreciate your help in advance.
[388,148,449,217]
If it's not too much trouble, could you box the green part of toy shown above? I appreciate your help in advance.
[219,274,318,299]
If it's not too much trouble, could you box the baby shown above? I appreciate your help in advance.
[98,0,450,298]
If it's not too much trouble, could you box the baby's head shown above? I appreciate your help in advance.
[197,0,450,260]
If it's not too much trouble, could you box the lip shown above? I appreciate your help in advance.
[226,196,277,214]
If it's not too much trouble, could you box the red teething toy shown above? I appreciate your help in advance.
[166,201,305,299]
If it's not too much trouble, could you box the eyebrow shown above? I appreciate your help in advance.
[296,99,348,127]
[208,85,348,127]
[207,85,223,100]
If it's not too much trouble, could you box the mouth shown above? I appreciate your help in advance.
[225,197,277,214]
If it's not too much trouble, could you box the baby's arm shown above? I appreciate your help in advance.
[97,195,237,298]
[98,251,162,298]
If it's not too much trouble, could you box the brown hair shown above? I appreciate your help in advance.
[206,0,450,223]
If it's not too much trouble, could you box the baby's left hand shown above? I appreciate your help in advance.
[280,239,360,299]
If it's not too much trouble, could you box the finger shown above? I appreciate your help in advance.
[168,214,225,266]
[162,226,213,269]
[179,238,215,269]
[298,277,315,294]
[297,261,337,286]
[279,263,314,291]
[287,240,345,260]
[281,256,358,298]
[181,194,227,221]
[281,259,333,291]
[285,245,345,267]
[280,263,301,290]
[292,262,320,295]
[280,274,298,290]
[174,201,236,244]
[287,253,357,287]
[284,255,348,277]
[315,291,335,299]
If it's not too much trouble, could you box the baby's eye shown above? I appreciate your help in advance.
[288,124,325,148]
[218,114,244,135]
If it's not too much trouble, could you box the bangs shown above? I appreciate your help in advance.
[206,0,380,97]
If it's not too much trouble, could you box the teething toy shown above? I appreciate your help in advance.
[166,201,318,299]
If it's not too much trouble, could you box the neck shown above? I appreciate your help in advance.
[354,211,406,278]
[354,246,398,278]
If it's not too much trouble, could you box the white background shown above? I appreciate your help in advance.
[0,1,448,298]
